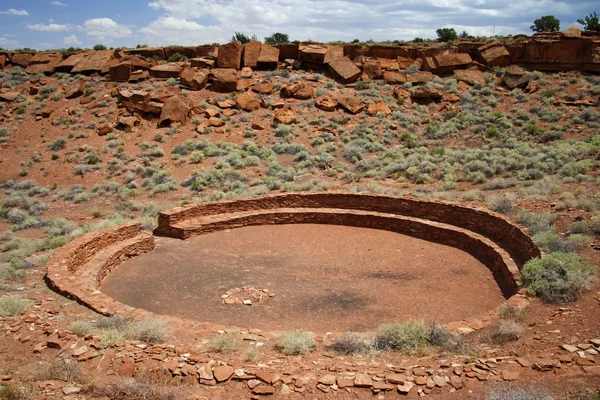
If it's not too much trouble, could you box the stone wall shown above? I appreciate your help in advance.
[155,192,540,266]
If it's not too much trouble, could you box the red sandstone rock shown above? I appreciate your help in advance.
[367,101,391,116]
[257,44,280,69]
[407,71,435,83]
[478,41,511,67]
[454,69,486,85]
[243,41,262,68]
[179,67,209,90]
[293,86,314,100]
[383,70,407,84]
[273,108,296,124]
[25,52,63,74]
[281,82,304,98]
[65,81,85,99]
[328,57,362,83]
[211,68,238,92]
[235,92,260,111]
[337,93,365,114]
[150,63,184,79]
[10,53,33,67]
[158,95,191,127]
[213,365,234,382]
[252,82,274,94]
[217,41,243,69]
[363,59,383,80]
[109,63,132,82]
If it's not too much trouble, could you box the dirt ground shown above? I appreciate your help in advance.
[101,224,505,332]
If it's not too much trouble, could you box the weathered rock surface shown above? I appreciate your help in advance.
[217,41,243,69]
[243,41,262,68]
[158,95,191,127]
[328,57,362,83]
[337,93,366,114]
[211,69,238,92]
[179,68,209,90]
[315,96,338,111]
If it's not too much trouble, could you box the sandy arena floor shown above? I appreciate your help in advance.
[101,224,506,332]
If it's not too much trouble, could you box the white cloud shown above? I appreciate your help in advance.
[0,9,29,16]
[27,23,71,32]
[82,18,133,39]
[51,1,68,6]
[0,36,18,45]
[63,34,82,46]
[141,0,598,43]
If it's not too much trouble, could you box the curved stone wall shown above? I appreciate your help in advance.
[45,193,538,335]
[155,192,540,265]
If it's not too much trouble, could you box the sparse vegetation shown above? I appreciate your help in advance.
[209,333,240,353]
[522,252,596,304]
[275,330,316,355]
[0,296,31,316]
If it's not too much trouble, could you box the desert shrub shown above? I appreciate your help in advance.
[37,357,83,382]
[428,324,466,353]
[498,303,524,319]
[275,330,316,355]
[570,220,590,234]
[486,194,516,214]
[125,318,167,343]
[330,332,373,355]
[487,320,523,344]
[0,265,26,284]
[376,320,431,353]
[0,384,22,400]
[244,346,259,361]
[522,252,596,304]
[92,378,182,400]
[518,210,556,234]
[488,383,552,400]
[209,333,239,353]
[0,296,31,316]
[69,320,95,337]
[99,328,124,348]
[533,231,591,252]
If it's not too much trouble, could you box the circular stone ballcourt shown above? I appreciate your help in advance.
[100,223,506,333]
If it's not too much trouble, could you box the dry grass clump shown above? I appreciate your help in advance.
[0,296,31,317]
[330,332,374,355]
[69,320,95,337]
[37,357,84,382]
[209,333,240,353]
[373,320,466,355]
[0,384,23,400]
[487,383,552,400]
[275,330,316,355]
[94,316,168,348]
[487,321,523,344]
[91,378,184,400]
[244,346,259,361]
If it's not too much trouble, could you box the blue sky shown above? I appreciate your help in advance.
[0,0,597,50]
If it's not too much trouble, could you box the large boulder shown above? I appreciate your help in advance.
[110,63,132,82]
[562,26,581,38]
[383,71,407,84]
[315,96,338,111]
[243,41,262,68]
[25,52,63,74]
[0,54,6,68]
[150,63,184,79]
[65,81,85,99]
[328,57,361,83]
[252,82,274,94]
[367,101,391,116]
[502,65,529,89]
[453,69,486,86]
[323,45,344,64]
[165,46,197,60]
[363,60,383,80]
[10,53,33,67]
[179,67,209,90]
[427,53,473,74]
[406,71,435,84]
[55,51,93,73]
[158,95,191,127]
[217,41,243,69]
[190,57,215,69]
[234,92,260,111]
[298,44,327,64]
[211,68,238,92]
[257,44,279,69]
[337,93,365,114]
[477,41,510,67]
[124,47,166,60]
[71,50,116,74]
[274,108,296,124]
[281,82,304,98]
[196,45,217,57]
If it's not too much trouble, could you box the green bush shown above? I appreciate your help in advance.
[330,332,373,355]
[275,330,316,355]
[436,28,458,42]
[0,296,31,316]
[209,333,239,353]
[522,252,596,304]
[376,320,431,353]
[487,320,523,344]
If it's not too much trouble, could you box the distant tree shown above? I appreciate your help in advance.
[577,12,600,32]
[459,30,471,39]
[351,39,360,43]
[413,37,425,43]
[436,28,458,42]
[93,44,107,50]
[231,32,257,44]
[136,43,149,48]
[530,15,560,32]
[264,32,290,45]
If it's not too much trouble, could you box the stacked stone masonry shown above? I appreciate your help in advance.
[45,193,538,338]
